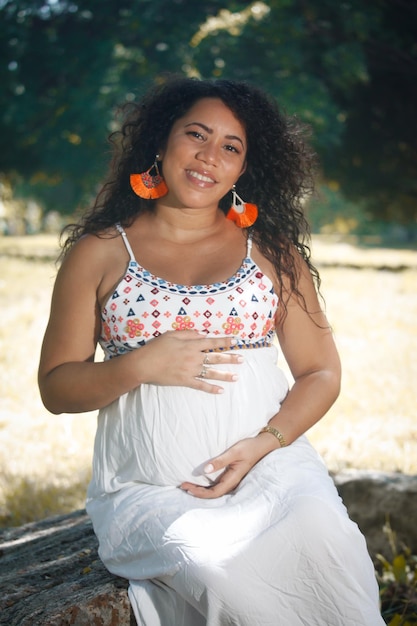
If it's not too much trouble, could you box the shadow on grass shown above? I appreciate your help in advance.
[0,470,90,528]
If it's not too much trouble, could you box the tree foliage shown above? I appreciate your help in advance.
[1,0,416,223]
[192,0,417,224]
[0,0,233,212]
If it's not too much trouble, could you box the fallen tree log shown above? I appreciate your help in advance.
[1,470,416,625]
[0,509,134,625]
[333,469,417,557]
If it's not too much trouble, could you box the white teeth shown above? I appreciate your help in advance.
[189,171,214,183]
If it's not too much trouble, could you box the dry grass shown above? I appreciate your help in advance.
[0,234,416,527]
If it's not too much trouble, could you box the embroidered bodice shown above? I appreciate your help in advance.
[99,225,278,359]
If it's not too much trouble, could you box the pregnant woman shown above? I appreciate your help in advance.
[38,76,384,625]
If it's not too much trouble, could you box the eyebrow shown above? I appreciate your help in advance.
[184,122,245,149]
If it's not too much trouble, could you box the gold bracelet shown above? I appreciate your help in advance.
[259,425,287,448]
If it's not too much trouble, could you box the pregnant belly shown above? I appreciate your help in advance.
[97,347,288,489]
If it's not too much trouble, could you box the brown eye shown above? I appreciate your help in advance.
[186,131,204,140]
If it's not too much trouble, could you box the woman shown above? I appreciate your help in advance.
[38,76,384,625]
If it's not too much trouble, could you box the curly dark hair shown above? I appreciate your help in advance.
[61,75,321,308]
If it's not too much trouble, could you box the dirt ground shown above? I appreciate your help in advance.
[0,234,416,526]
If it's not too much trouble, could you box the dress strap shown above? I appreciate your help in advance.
[246,235,253,258]
[116,223,136,262]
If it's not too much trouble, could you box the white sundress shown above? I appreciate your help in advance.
[86,225,384,625]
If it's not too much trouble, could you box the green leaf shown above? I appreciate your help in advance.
[392,554,408,584]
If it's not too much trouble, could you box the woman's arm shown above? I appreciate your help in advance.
[264,255,341,447]
[39,234,151,414]
[38,235,243,415]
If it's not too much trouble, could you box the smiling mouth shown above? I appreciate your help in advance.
[187,170,216,184]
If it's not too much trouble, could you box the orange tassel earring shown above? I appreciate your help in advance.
[226,186,258,228]
[130,155,168,199]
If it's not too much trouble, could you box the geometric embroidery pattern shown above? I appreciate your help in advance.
[99,229,278,358]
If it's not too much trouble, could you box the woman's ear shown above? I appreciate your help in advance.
[239,161,247,176]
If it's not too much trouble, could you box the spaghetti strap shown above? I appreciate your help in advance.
[116,223,136,262]
[246,235,253,258]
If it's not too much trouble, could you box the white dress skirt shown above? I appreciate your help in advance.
[86,346,385,625]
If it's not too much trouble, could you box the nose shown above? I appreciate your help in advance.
[196,141,218,166]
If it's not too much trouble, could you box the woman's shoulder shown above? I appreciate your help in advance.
[58,226,125,282]
[252,238,315,291]
[248,243,280,301]
[64,225,120,259]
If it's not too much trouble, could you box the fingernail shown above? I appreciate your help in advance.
[216,388,224,394]
[231,374,239,381]
[230,338,238,345]
[204,463,214,473]
[236,355,244,363]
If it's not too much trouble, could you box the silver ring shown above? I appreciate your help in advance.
[203,354,210,365]
[199,365,208,378]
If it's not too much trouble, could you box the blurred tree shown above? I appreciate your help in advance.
[192,0,417,224]
[0,0,247,212]
[320,0,417,225]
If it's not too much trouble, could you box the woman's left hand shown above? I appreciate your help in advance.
[180,435,276,499]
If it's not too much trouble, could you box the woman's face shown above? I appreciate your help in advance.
[158,98,247,211]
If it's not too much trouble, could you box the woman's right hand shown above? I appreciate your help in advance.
[39,235,243,415]
[133,330,243,394]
